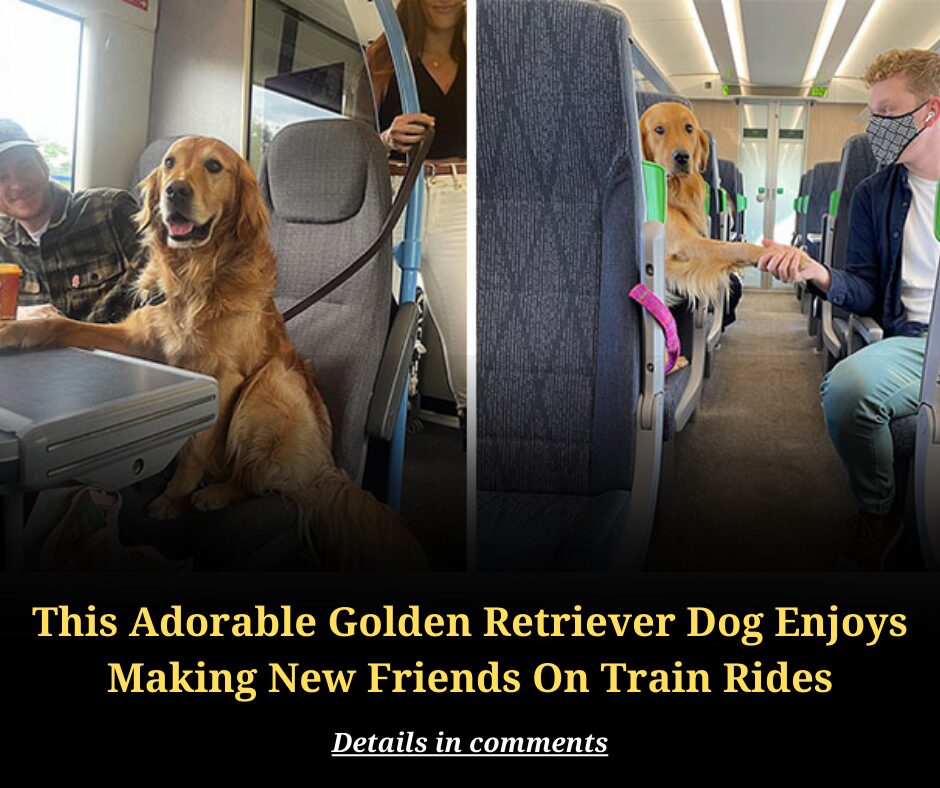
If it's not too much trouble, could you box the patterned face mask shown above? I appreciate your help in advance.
[866,101,930,167]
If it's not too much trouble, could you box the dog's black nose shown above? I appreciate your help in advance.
[165,180,193,202]
[673,151,690,166]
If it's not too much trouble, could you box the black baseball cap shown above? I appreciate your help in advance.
[0,119,39,157]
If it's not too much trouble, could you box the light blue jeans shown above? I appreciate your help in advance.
[821,335,927,515]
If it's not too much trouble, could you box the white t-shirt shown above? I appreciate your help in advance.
[901,171,940,325]
[25,221,49,245]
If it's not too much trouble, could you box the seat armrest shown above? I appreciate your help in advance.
[821,213,835,268]
[612,219,666,569]
[367,302,420,441]
[847,314,884,354]
[637,220,666,429]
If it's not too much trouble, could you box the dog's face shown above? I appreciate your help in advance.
[640,102,710,178]
[138,136,267,250]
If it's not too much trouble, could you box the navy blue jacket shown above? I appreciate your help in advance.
[822,163,930,337]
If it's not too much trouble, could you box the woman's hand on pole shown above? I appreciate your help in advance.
[382,113,436,153]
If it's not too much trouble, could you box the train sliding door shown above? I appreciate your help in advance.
[737,100,808,288]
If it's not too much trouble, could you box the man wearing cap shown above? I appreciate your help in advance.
[0,119,144,323]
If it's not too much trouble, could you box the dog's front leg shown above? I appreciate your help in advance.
[147,429,215,520]
[0,311,158,360]
[147,372,246,520]
[704,239,814,270]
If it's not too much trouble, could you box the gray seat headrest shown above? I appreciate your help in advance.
[636,91,691,115]
[259,119,385,224]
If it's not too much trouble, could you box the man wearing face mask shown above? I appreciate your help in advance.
[758,49,940,570]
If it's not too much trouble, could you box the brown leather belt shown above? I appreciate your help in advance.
[389,161,467,177]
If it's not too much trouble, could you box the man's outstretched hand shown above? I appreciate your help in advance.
[757,239,830,292]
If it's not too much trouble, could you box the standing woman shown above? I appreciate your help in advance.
[366,0,467,420]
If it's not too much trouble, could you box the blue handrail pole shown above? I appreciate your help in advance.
[375,0,424,511]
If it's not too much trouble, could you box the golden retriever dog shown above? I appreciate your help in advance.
[0,136,427,571]
[639,102,810,308]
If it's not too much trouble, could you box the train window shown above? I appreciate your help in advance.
[248,0,381,166]
[633,69,657,93]
[0,0,82,189]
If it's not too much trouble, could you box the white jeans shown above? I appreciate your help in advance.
[392,170,467,409]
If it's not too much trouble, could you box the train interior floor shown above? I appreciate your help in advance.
[403,422,466,571]
[647,288,894,571]
[365,420,466,571]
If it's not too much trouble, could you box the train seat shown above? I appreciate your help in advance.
[914,267,940,566]
[702,130,723,241]
[794,171,812,305]
[803,160,841,335]
[635,91,712,435]
[820,134,880,368]
[733,166,746,242]
[477,0,666,570]
[636,90,690,116]
[260,118,419,482]
[718,159,745,241]
[700,132,729,375]
[804,161,840,260]
[718,158,738,240]
[793,171,810,248]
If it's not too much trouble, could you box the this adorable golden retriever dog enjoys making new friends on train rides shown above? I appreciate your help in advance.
[0,136,427,571]
[639,102,811,308]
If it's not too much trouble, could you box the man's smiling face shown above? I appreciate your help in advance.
[0,146,51,226]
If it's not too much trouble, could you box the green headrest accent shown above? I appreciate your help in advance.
[829,189,841,218]
[801,195,809,213]
[793,197,799,211]
[737,193,746,212]
[704,189,711,216]
[720,188,728,212]
[935,180,940,242]
[642,160,667,224]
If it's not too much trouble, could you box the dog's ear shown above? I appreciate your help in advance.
[695,128,709,173]
[640,128,654,162]
[640,110,658,161]
[135,167,162,235]
[235,158,270,243]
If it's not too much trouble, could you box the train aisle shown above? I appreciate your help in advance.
[647,290,856,570]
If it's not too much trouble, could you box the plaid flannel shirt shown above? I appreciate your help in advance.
[0,180,146,323]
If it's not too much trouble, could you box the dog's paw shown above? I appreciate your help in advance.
[668,355,690,375]
[191,483,245,512]
[0,319,53,350]
[147,494,187,520]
